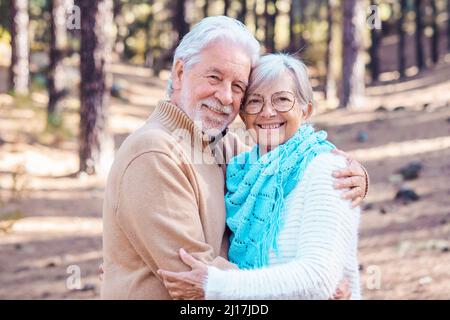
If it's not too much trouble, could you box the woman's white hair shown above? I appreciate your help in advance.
[247,53,314,113]
[167,16,261,96]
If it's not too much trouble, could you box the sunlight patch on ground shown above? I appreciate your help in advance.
[350,136,450,162]
[10,216,102,235]
[110,113,145,134]
[0,144,78,176]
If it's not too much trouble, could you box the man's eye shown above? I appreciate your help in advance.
[208,75,220,81]
[233,85,244,92]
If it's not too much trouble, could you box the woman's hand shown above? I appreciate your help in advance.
[331,149,369,208]
[157,248,208,300]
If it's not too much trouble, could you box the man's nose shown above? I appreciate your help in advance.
[215,83,233,106]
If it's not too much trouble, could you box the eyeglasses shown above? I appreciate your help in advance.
[242,91,296,115]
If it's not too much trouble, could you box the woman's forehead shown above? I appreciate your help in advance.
[248,72,296,96]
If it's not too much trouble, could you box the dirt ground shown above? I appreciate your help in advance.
[0,57,449,300]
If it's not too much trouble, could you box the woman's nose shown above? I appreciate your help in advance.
[259,101,277,118]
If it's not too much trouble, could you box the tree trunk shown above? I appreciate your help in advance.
[253,0,259,36]
[324,0,336,100]
[339,0,365,109]
[289,0,298,52]
[9,0,29,95]
[48,0,70,124]
[447,0,450,51]
[224,0,230,16]
[78,0,114,175]
[203,0,209,17]
[398,0,407,78]
[144,0,154,68]
[414,0,425,71]
[369,0,380,82]
[298,0,307,51]
[264,0,277,53]
[238,0,247,23]
[112,0,125,57]
[430,0,439,64]
[174,0,188,42]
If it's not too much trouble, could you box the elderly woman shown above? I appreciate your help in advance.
[158,53,362,300]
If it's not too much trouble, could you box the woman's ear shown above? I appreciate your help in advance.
[172,59,184,90]
[302,102,313,120]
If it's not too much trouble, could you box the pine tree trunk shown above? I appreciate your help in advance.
[447,0,450,51]
[339,0,365,109]
[264,0,277,53]
[112,0,126,57]
[414,0,425,71]
[253,0,259,37]
[369,1,380,82]
[398,0,407,78]
[9,0,29,95]
[238,0,247,23]
[48,0,69,124]
[289,0,298,52]
[224,0,230,16]
[144,0,154,67]
[430,0,439,64]
[174,0,188,42]
[203,0,209,17]
[78,0,114,175]
[298,0,306,50]
[324,0,336,100]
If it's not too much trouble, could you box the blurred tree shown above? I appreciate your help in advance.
[324,0,336,100]
[47,0,70,125]
[0,0,10,33]
[224,0,230,15]
[174,0,188,42]
[9,0,29,95]
[144,0,154,67]
[237,0,247,23]
[112,0,125,57]
[398,0,407,78]
[264,0,277,52]
[298,0,306,51]
[430,0,439,64]
[340,0,365,109]
[203,0,209,17]
[253,0,260,37]
[289,0,298,51]
[414,0,425,70]
[78,0,114,175]
[369,0,380,82]
[447,0,450,51]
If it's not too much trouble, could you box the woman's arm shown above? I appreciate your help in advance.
[204,154,360,299]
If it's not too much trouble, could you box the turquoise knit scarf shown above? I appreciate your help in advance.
[225,124,335,269]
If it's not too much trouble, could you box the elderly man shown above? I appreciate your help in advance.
[101,16,368,299]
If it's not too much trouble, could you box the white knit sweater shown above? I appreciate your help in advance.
[205,153,361,300]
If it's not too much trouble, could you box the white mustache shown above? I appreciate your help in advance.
[200,99,233,115]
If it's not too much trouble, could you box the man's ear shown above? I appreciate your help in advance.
[238,111,246,124]
[303,102,313,120]
[172,59,184,90]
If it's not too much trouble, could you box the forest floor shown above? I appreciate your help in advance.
[0,57,450,299]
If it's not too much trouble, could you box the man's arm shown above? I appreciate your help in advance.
[115,151,228,275]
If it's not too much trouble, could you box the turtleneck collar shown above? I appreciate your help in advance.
[149,100,229,152]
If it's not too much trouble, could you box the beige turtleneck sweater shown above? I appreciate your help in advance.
[101,100,247,299]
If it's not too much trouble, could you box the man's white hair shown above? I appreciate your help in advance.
[247,53,314,113]
[166,16,261,96]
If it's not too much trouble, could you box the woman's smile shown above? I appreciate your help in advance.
[256,121,287,130]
